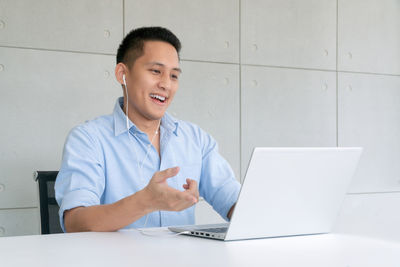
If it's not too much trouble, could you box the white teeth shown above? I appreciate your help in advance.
[150,94,166,101]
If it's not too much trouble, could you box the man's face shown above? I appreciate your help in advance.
[124,41,181,122]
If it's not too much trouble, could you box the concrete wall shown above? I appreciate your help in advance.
[0,0,399,239]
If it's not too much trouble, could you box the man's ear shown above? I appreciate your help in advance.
[115,63,127,85]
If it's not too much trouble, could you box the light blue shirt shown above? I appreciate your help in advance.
[55,97,240,232]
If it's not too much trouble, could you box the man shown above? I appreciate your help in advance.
[55,27,240,232]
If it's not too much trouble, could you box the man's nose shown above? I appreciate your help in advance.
[158,73,171,90]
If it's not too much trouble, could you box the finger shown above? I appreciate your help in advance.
[185,179,199,203]
[186,179,197,190]
[173,190,197,205]
[182,178,192,189]
[153,166,180,183]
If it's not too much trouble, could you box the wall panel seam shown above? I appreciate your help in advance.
[238,66,400,78]
[239,0,242,182]
[123,0,125,35]
[0,207,38,211]
[181,59,240,66]
[0,45,116,56]
[336,0,339,147]
[338,70,400,78]
[348,191,400,196]
[241,63,337,73]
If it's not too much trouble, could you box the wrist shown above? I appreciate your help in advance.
[135,188,156,214]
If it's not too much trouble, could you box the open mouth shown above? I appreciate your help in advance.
[150,93,167,104]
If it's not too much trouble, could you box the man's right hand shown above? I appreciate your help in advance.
[143,166,199,212]
[64,166,198,232]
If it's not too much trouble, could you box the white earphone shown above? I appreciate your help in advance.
[122,74,127,87]
[122,74,130,130]
[122,73,171,233]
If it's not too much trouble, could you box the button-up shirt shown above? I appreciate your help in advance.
[55,97,240,232]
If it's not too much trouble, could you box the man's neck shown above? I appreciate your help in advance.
[124,109,161,138]
[135,119,160,138]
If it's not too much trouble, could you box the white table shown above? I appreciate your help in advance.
[1,229,399,267]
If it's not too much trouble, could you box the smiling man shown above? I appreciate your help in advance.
[55,27,240,232]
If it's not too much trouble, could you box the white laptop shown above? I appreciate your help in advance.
[169,147,362,241]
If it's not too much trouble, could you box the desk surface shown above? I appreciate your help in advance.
[1,229,399,267]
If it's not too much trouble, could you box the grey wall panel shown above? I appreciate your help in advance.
[0,208,40,236]
[241,66,337,178]
[168,61,240,180]
[124,0,239,63]
[241,0,336,70]
[0,47,121,208]
[338,73,400,193]
[338,0,400,75]
[334,193,400,242]
[0,0,122,54]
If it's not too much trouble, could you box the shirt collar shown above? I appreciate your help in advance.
[113,97,179,136]
[161,111,179,136]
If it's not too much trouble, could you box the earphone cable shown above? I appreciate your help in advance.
[124,75,160,230]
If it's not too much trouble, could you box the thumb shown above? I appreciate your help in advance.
[153,167,180,183]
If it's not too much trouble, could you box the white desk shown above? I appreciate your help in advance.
[1,229,399,267]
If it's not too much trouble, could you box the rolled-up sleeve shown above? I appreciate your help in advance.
[198,131,241,222]
[55,125,105,232]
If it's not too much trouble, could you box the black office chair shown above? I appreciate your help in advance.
[34,171,63,234]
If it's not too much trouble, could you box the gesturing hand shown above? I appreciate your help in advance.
[143,167,199,212]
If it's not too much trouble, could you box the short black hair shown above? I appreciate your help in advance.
[116,26,181,68]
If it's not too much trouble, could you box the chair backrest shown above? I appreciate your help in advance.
[34,171,63,234]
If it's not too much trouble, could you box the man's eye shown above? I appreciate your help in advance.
[150,69,161,74]
[171,74,179,80]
